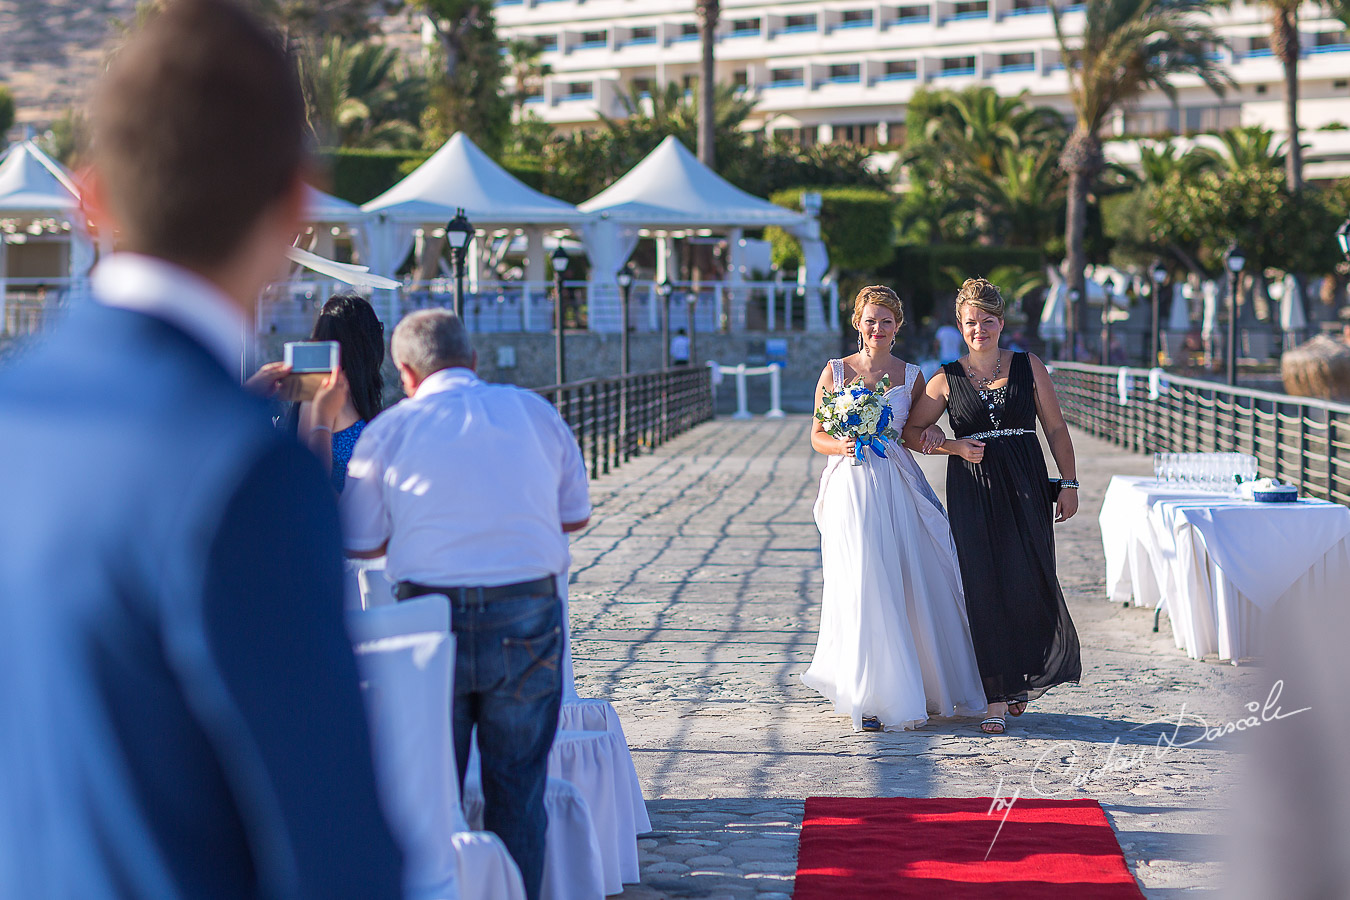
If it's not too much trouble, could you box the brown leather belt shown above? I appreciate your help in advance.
[395,576,556,605]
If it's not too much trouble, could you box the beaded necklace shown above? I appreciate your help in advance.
[965,352,1006,429]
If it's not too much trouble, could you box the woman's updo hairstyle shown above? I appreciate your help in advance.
[851,284,905,330]
[954,277,1005,320]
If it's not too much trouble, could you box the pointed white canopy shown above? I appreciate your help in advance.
[0,140,82,215]
[362,132,586,226]
[579,136,807,228]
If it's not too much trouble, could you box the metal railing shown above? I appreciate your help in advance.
[537,366,715,479]
[1049,361,1350,505]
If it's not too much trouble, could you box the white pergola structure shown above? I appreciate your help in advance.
[0,140,95,336]
[362,132,591,328]
[578,135,832,333]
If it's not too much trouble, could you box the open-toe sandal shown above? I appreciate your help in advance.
[980,716,1007,735]
[1007,701,1028,717]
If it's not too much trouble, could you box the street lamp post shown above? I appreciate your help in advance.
[1101,277,1117,365]
[685,291,698,367]
[1225,244,1246,387]
[444,207,473,319]
[658,278,672,370]
[1338,218,1350,260]
[616,264,635,377]
[1068,288,1082,359]
[1150,261,1167,366]
[551,245,570,386]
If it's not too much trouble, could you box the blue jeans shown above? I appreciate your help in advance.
[450,591,562,900]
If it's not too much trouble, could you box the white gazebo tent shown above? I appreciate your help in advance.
[362,132,590,325]
[0,140,95,333]
[578,135,831,332]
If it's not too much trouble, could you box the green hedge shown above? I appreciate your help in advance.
[315,148,431,205]
[766,186,897,273]
[877,244,1045,325]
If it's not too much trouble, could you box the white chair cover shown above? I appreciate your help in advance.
[349,598,525,900]
[559,699,653,836]
[547,730,643,892]
[355,557,396,609]
[463,770,607,900]
[341,559,366,612]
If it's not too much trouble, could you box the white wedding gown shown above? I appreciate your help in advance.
[801,360,988,732]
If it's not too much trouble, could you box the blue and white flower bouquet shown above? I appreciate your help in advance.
[815,375,901,466]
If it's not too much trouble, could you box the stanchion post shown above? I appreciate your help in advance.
[732,364,752,419]
[766,364,785,417]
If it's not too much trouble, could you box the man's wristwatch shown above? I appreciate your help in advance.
[1059,478,1080,490]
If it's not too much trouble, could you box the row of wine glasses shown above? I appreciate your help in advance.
[1153,452,1259,493]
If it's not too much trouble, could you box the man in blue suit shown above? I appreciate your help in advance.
[0,1,402,897]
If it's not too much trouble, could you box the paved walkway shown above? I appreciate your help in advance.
[568,417,1257,899]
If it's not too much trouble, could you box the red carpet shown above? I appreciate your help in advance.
[793,796,1145,899]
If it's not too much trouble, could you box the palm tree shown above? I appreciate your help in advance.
[1136,140,1219,185]
[1259,0,1350,190]
[695,0,720,168]
[505,38,552,113]
[1214,124,1286,171]
[298,36,423,149]
[1053,0,1230,357]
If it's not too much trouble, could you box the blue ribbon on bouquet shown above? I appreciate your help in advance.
[854,434,889,462]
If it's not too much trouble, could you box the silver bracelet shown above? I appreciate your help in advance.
[1059,478,1079,489]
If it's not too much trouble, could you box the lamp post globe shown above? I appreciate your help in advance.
[551,244,570,386]
[1336,218,1350,259]
[444,207,473,319]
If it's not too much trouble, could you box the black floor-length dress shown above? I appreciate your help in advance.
[943,352,1081,703]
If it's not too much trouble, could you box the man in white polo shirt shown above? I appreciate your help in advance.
[342,309,590,900]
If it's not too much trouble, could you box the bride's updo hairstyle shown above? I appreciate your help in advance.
[852,284,905,330]
[955,277,1005,321]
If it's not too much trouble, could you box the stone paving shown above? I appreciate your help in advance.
[567,415,1261,899]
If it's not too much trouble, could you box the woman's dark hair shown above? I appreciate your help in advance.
[310,294,385,422]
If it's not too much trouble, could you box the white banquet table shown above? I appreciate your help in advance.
[1100,475,1350,662]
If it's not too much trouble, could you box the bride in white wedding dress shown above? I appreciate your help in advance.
[802,286,988,732]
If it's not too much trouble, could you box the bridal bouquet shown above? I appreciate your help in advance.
[815,375,901,466]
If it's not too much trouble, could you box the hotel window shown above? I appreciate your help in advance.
[881,59,918,79]
[1248,36,1272,56]
[534,34,558,52]
[939,56,976,75]
[839,9,874,28]
[998,52,1036,72]
[832,123,877,145]
[631,77,654,96]
[769,67,806,86]
[827,63,862,82]
[578,30,607,49]
[732,69,750,87]
[783,14,818,33]
[730,17,761,36]
[950,1,988,19]
[676,23,700,41]
[565,81,593,99]
[1010,0,1048,12]
[893,5,931,23]
[628,26,657,44]
[1313,30,1350,50]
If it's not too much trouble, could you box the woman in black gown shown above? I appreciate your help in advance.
[903,278,1082,734]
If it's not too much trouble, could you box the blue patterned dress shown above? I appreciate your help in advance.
[330,420,366,494]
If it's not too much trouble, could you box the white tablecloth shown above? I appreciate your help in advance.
[1100,475,1350,661]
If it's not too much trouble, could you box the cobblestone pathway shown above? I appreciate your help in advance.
[568,416,1257,899]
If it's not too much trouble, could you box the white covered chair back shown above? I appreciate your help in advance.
[350,596,464,898]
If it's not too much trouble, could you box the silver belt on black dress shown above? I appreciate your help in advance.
[965,428,1033,440]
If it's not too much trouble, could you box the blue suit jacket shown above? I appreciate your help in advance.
[0,302,402,898]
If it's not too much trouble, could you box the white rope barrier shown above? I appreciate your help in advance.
[708,361,785,419]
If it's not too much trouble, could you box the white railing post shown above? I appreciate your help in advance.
[733,364,752,419]
[828,284,840,331]
[522,283,532,332]
[766,365,785,417]
[766,284,776,332]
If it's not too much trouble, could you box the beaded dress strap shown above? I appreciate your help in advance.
[830,359,845,391]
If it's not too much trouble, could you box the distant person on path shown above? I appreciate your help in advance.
[0,1,402,897]
[935,320,965,363]
[671,327,691,365]
[905,278,1082,735]
[802,285,987,733]
[341,309,590,900]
